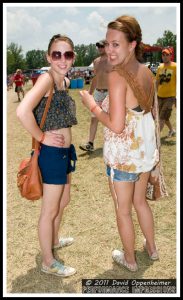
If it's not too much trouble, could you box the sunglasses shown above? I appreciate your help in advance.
[51,51,74,61]
[162,53,170,56]
[97,45,105,49]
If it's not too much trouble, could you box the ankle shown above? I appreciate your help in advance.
[42,258,55,267]
[124,253,136,265]
[145,240,157,255]
[53,238,59,245]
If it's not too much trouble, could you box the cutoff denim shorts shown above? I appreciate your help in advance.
[106,165,140,182]
[38,144,77,184]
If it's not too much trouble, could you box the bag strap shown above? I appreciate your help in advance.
[32,72,54,150]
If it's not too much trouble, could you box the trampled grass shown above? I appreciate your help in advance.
[6,82,177,294]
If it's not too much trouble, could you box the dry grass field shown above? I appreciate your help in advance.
[6,81,177,295]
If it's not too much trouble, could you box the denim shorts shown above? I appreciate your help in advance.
[38,144,77,184]
[91,89,108,117]
[106,165,139,182]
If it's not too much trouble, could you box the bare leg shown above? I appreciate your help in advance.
[133,172,157,255]
[160,119,165,131]
[17,91,21,101]
[38,183,64,266]
[88,117,99,143]
[53,175,71,245]
[108,178,136,264]
[165,120,173,132]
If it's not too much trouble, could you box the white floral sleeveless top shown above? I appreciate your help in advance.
[101,96,159,173]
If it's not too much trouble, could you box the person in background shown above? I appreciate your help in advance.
[156,48,176,137]
[13,69,25,101]
[7,74,14,90]
[16,34,77,277]
[80,15,162,272]
[79,39,111,152]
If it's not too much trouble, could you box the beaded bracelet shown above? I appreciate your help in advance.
[90,104,98,113]
[39,132,45,143]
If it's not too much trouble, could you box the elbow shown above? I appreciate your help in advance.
[111,125,125,134]
[113,129,124,134]
[16,106,24,121]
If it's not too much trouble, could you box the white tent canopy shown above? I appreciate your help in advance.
[40,66,51,71]
[88,62,93,68]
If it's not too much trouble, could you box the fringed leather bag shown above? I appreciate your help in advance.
[113,65,168,201]
[146,82,168,200]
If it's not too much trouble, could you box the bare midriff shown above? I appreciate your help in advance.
[45,127,72,148]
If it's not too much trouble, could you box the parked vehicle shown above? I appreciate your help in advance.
[31,69,47,85]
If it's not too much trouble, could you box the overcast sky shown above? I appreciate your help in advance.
[5,3,179,56]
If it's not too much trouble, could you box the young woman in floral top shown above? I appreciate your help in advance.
[80,15,164,272]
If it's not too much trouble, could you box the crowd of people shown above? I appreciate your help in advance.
[13,14,176,277]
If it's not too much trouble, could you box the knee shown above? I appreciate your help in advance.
[116,208,131,219]
[60,196,70,209]
[40,207,59,222]
[133,197,147,212]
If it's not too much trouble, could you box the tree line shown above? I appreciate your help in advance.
[7,30,176,75]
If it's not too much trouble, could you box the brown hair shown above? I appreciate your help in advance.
[47,34,74,54]
[107,15,143,61]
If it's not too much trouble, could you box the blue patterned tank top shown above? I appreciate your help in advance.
[33,84,77,131]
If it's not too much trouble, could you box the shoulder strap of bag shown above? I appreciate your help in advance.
[32,72,54,150]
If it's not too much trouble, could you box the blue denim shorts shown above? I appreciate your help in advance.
[38,144,77,184]
[106,165,139,182]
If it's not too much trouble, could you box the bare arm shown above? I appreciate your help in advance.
[88,75,97,95]
[88,59,97,94]
[80,71,126,134]
[16,73,52,142]
[155,68,160,90]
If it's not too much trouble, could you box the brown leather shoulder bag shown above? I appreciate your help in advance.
[17,80,53,200]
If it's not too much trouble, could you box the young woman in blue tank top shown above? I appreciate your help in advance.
[16,34,77,277]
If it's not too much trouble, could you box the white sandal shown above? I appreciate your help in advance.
[143,239,159,260]
[53,237,74,249]
[112,249,138,272]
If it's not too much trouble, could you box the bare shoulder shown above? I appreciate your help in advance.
[140,64,154,79]
[108,70,127,85]
[93,57,101,67]
[94,56,100,63]
[35,72,53,88]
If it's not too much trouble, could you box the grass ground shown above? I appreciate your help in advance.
[6,81,177,295]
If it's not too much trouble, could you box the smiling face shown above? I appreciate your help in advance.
[105,28,134,66]
[47,40,75,76]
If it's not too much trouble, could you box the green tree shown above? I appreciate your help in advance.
[74,44,98,66]
[154,30,176,62]
[84,44,98,66]
[7,43,26,74]
[74,44,86,66]
[25,50,47,69]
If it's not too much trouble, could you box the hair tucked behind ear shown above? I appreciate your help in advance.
[108,15,143,61]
